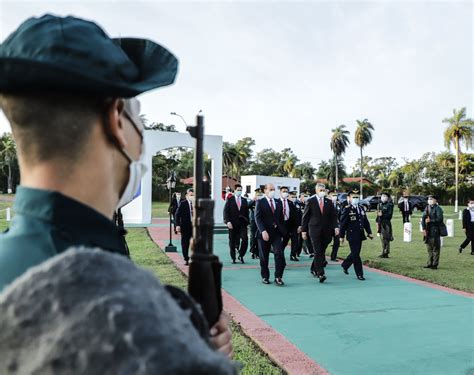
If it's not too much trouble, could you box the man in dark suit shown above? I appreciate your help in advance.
[302,183,338,283]
[398,195,413,223]
[296,193,314,257]
[168,192,182,234]
[460,199,474,255]
[279,187,299,262]
[175,188,194,266]
[223,184,249,264]
[288,191,302,261]
[249,188,263,259]
[329,191,342,261]
[255,183,287,286]
[340,190,373,280]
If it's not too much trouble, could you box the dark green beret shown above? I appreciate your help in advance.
[0,14,178,97]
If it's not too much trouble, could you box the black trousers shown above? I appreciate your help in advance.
[249,220,258,256]
[181,231,192,261]
[460,228,474,253]
[342,240,363,276]
[402,213,410,223]
[330,234,340,260]
[309,229,332,276]
[297,233,314,256]
[258,234,285,279]
[228,223,248,260]
[282,228,299,257]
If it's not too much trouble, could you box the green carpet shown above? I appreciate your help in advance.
[213,234,473,375]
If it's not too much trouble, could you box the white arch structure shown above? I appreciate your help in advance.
[121,130,224,226]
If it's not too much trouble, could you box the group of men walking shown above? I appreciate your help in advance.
[169,182,464,285]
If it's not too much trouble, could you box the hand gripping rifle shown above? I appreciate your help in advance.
[187,112,223,327]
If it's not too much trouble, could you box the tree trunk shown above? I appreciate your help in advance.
[360,147,363,198]
[455,134,459,213]
[335,154,339,190]
[7,161,12,194]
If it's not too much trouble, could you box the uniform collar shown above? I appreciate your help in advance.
[13,186,127,255]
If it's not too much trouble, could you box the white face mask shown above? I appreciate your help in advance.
[235,190,242,197]
[176,195,181,200]
[428,199,434,206]
[381,196,388,203]
[268,190,275,199]
[352,198,360,206]
[469,203,474,210]
[281,192,289,199]
[318,191,326,198]
[188,195,195,203]
[116,137,147,209]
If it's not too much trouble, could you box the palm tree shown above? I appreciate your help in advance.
[443,107,474,212]
[222,142,238,178]
[330,125,350,190]
[354,119,374,198]
[0,134,17,193]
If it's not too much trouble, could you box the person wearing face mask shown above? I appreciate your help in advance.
[248,188,262,259]
[279,187,300,262]
[328,191,342,261]
[223,184,249,264]
[421,195,444,269]
[376,192,394,258]
[339,190,373,280]
[297,193,315,257]
[398,195,413,223]
[255,183,287,285]
[0,15,235,370]
[460,199,474,255]
[169,192,183,234]
[302,183,338,283]
[175,188,195,265]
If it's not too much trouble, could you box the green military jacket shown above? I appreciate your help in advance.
[377,202,394,222]
[0,187,128,291]
[421,204,444,238]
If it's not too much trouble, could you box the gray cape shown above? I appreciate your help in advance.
[0,248,236,375]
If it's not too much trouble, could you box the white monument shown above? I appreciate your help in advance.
[121,130,224,226]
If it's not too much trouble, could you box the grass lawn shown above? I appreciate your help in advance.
[127,228,283,375]
[337,206,474,293]
[152,201,170,219]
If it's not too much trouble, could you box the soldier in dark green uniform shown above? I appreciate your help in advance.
[376,192,394,258]
[0,14,232,358]
[248,188,262,259]
[421,195,444,269]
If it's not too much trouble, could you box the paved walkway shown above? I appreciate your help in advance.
[148,219,473,375]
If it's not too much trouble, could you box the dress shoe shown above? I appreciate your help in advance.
[238,256,245,264]
[323,260,328,267]
[318,275,327,283]
[357,275,366,281]
[310,270,316,277]
[471,251,474,255]
[184,260,189,266]
[309,254,314,258]
[431,265,438,270]
[232,259,237,264]
[341,265,349,274]
[423,265,432,269]
[275,278,285,286]
[330,257,337,261]
[459,247,463,254]
[262,278,270,284]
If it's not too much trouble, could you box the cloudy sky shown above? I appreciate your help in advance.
[0,0,472,170]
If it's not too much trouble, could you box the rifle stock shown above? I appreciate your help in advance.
[187,113,223,327]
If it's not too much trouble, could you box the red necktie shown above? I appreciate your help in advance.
[270,199,275,213]
[319,198,324,214]
[237,197,241,210]
[283,200,287,219]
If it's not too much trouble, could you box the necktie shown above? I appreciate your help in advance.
[270,199,275,213]
[237,197,241,210]
[405,201,408,211]
[189,200,193,216]
[319,198,324,214]
[283,200,287,220]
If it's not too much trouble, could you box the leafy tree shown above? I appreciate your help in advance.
[0,133,17,193]
[442,107,473,211]
[354,119,374,197]
[330,125,350,190]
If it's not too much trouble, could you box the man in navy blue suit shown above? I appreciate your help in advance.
[223,184,249,263]
[340,190,373,280]
[255,183,287,286]
[175,188,194,266]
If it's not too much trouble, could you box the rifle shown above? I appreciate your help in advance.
[187,112,223,327]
